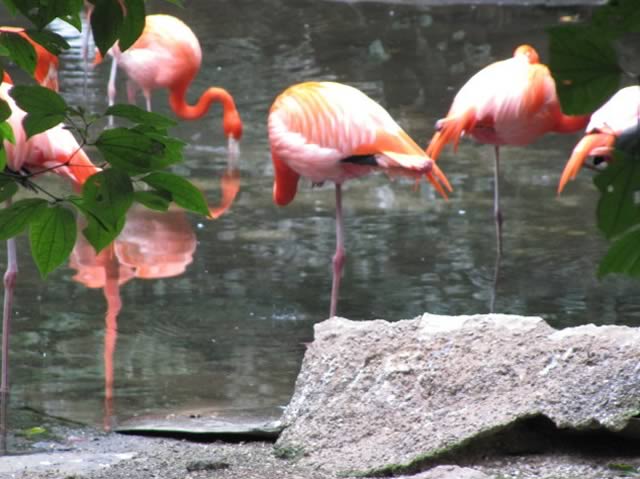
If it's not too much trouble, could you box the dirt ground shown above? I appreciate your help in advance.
[2,427,640,479]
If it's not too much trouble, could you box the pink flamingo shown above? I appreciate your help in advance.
[268,81,451,317]
[98,14,243,152]
[427,44,590,253]
[0,27,59,91]
[0,76,99,394]
[558,86,640,193]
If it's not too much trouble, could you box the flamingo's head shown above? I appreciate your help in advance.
[223,109,243,141]
[514,44,540,64]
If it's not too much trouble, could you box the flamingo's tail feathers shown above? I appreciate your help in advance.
[93,48,104,66]
[381,150,452,200]
[60,150,100,189]
[426,109,477,161]
[557,133,615,194]
[380,150,430,170]
[272,153,300,206]
[426,162,452,200]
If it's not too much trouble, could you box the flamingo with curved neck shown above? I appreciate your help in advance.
[101,14,243,151]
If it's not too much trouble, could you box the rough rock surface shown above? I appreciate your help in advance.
[5,430,640,479]
[398,465,490,479]
[277,314,640,474]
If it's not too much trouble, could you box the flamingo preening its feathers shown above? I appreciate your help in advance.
[427,44,590,253]
[557,86,640,193]
[0,27,59,92]
[268,81,451,317]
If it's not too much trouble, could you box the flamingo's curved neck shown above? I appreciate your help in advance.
[554,114,591,134]
[169,84,238,121]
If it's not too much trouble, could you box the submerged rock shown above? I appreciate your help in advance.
[276,314,640,475]
[115,407,282,440]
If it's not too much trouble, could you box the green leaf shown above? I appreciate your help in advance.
[134,190,171,211]
[22,114,65,138]
[0,198,48,240]
[4,0,83,31]
[9,85,67,115]
[56,0,84,31]
[24,426,47,437]
[118,0,145,52]
[598,228,640,278]
[105,104,176,129]
[594,152,640,240]
[0,120,15,145]
[2,0,17,15]
[9,0,63,30]
[0,32,36,75]
[162,0,184,5]
[95,127,168,174]
[82,169,134,232]
[142,130,185,167]
[0,98,11,123]
[547,25,622,115]
[0,148,6,170]
[29,204,76,277]
[90,0,124,57]
[25,30,71,56]
[142,172,209,216]
[82,213,125,253]
[593,0,640,35]
[9,85,67,137]
[0,175,18,203]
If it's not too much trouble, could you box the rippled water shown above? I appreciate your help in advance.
[1,0,639,451]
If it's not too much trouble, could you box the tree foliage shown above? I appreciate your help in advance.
[548,0,640,279]
[0,0,208,277]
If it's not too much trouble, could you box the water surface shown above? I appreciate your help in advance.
[1,0,639,451]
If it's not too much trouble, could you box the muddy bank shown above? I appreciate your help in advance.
[2,427,640,479]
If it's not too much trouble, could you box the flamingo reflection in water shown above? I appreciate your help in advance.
[69,165,239,430]
[70,207,196,430]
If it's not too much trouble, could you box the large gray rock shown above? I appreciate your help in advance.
[277,314,640,475]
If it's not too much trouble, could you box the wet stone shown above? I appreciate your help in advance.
[115,407,283,440]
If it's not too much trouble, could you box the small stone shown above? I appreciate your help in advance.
[185,459,231,472]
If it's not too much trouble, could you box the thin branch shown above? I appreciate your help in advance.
[25,180,64,202]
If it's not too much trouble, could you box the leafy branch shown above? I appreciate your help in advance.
[0,0,210,278]
[1,87,208,276]
[548,0,640,279]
